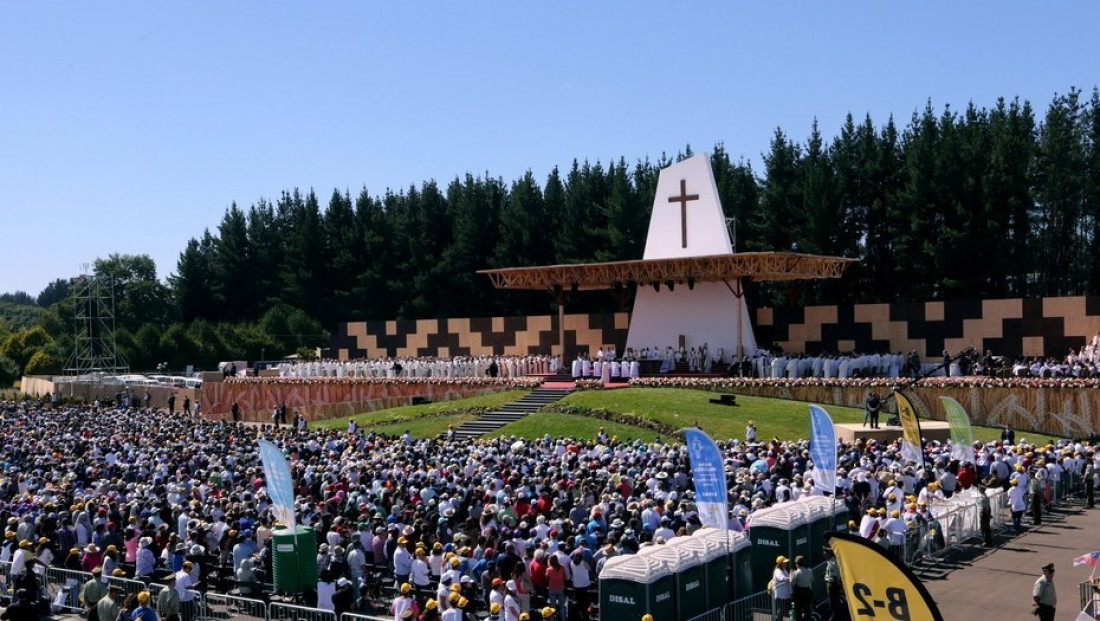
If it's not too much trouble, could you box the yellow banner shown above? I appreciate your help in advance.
[827,533,944,621]
[893,391,923,465]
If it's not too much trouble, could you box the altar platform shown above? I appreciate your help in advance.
[834,421,951,444]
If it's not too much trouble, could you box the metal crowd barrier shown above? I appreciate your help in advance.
[269,601,338,621]
[0,560,12,603]
[1081,580,1100,619]
[724,590,774,621]
[108,575,151,599]
[205,591,269,621]
[44,567,87,613]
[340,613,391,621]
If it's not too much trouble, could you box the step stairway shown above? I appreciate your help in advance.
[451,386,573,439]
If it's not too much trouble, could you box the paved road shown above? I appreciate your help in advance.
[921,497,1097,620]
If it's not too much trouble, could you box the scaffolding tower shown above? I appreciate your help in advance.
[64,265,128,377]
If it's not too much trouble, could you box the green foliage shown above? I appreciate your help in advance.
[0,301,42,332]
[0,292,35,306]
[0,325,54,371]
[93,254,173,331]
[0,355,19,386]
[23,350,63,376]
[36,278,72,308]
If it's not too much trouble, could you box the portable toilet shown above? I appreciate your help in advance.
[801,496,848,566]
[599,553,676,621]
[799,497,829,566]
[637,544,707,619]
[271,525,318,594]
[669,534,729,610]
[786,502,814,566]
[730,531,752,599]
[748,505,807,592]
[693,527,755,600]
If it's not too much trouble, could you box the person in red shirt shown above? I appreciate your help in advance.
[957,462,976,490]
[545,554,567,619]
[529,549,548,606]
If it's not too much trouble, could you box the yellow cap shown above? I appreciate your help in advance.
[137,591,150,604]
[642,615,654,621]
[400,583,411,594]
[541,608,556,618]
[491,603,502,614]
[425,599,438,611]
[458,597,468,608]
[776,555,788,564]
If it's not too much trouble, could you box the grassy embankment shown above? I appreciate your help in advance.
[318,387,1059,445]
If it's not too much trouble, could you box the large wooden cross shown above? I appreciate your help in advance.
[668,179,700,248]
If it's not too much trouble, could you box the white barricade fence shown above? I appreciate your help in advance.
[269,601,338,621]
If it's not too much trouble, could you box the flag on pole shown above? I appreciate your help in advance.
[808,404,837,494]
[1074,551,1100,567]
[258,439,297,528]
[939,396,976,464]
[893,391,924,465]
[685,428,729,530]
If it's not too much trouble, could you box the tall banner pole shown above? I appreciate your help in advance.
[685,428,729,532]
[809,404,839,525]
[893,391,930,477]
[938,397,976,464]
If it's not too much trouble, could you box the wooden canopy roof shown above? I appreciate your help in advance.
[478,252,856,291]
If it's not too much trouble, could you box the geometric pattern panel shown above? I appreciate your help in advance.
[332,312,631,359]
[754,296,1100,359]
[726,383,1100,438]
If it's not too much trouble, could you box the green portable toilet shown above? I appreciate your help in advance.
[795,497,828,567]
[748,505,807,592]
[729,531,752,599]
[790,502,815,566]
[799,496,847,566]
[669,534,729,610]
[694,527,753,601]
[599,554,676,621]
[272,526,318,594]
[639,544,707,619]
[834,500,849,533]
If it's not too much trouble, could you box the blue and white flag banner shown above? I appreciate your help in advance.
[808,404,837,494]
[685,428,729,530]
[259,439,297,528]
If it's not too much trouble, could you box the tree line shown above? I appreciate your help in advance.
[2,87,1099,379]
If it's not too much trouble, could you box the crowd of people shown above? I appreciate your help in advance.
[274,356,562,380]
[0,397,1093,621]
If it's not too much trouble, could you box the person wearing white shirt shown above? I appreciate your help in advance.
[772,556,793,620]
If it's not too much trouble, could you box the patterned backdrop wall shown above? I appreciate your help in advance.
[755,296,1100,359]
[332,313,630,359]
[331,296,1100,361]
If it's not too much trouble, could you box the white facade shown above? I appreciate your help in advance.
[626,154,758,361]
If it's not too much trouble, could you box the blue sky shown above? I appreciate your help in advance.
[2,2,1098,297]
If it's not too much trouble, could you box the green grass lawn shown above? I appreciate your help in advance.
[490,412,662,443]
[371,413,481,437]
[315,390,528,430]
[313,385,1060,445]
[554,388,1059,445]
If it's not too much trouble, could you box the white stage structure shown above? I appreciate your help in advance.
[479,154,855,364]
[626,154,757,363]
